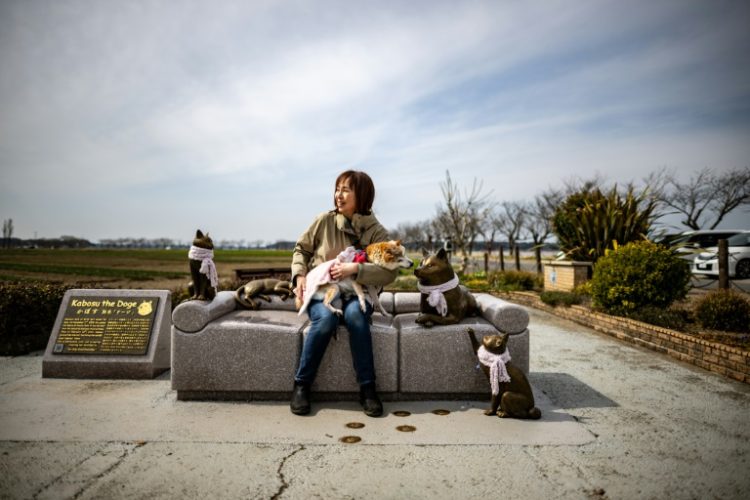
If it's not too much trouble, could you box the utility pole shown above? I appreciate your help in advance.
[718,239,729,290]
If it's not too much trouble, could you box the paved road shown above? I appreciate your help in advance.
[1,306,749,499]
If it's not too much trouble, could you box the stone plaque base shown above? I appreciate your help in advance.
[43,289,171,379]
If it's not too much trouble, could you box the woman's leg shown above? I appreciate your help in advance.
[342,297,376,385]
[343,297,382,416]
[294,300,339,385]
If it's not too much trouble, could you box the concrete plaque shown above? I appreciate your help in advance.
[52,295,159,355]
[43,289,171,379]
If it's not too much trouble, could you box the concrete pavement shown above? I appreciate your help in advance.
[1,306,749,499]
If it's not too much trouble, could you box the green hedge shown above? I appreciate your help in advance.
[694,290,750,333]
[0,282,74,355]
[590,240,691,316]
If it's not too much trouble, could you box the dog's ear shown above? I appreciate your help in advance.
[196,229,204,238]
[436,248,448,260]
[421,247,430,258]
[394,239,402,247]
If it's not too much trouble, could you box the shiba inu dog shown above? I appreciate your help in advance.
[297,240,413,316]
[414,247,477,326]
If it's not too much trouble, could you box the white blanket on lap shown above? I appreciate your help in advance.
[297,246,358,315]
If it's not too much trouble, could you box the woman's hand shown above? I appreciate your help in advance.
[294,276,307,301]
[331,262,358,280]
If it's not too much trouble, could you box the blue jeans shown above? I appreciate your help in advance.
[294,297,376,386]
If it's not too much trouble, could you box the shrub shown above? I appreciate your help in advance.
[385,274,419,292]
[694,290,750,333]
[573,281,593,297]
[625,305,689,330]
[539,291,582,307]
[0,282,75,355]
[552,184,657,262]
[487,270,541,291]
[590,240,691,316]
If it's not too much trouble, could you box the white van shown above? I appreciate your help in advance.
[659,229,745,260]
[692,231,750,279]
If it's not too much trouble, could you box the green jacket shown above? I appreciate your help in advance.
[291,211,398,288]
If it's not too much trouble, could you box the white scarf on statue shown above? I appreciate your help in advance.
[477,345,512,395]
[417,274,460,317]
[188,246,219,289]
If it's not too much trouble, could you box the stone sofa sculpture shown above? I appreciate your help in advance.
[171,291,530,401]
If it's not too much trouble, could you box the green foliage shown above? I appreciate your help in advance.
[590,240,691,316]
[487,270,541,291]
[572,281,593,297]
[625,305,690,330]
[539,291,582,307]
[384,274,419,292]
[552,184,657,262]
[0,282,75,355]
[694,290,750,333]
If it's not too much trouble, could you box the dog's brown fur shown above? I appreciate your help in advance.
[235,278,294,309]
[414,248,477,327]
[296,240,413,316]
[188,230,216,301]
[467,328,541,419]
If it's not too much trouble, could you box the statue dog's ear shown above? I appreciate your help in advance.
[421,247,430,258]
[196,229,204,238]
[436,248,448,260]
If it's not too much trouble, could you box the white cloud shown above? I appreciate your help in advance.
[1,0,748,241]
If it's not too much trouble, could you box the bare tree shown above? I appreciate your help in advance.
[652,167,750,229]
[2,219,13,249]
[493,201,526,259]
[477,204,499,257]
[391,220,434,251]
[434,170,490,273]
[524,189,563,273]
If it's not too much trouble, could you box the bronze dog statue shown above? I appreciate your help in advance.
[467,328,541,419]
[414,248,477,327]
[187,230,217,301]
[235,278,294,310]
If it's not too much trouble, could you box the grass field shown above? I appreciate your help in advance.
[0,248,294,291]
[0,247,538,294]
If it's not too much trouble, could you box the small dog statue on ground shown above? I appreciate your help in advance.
[467,328,541,420]
[296,240,413,317]
[235,278,294,310]
[414,248,477,327]
[187,230,218,301]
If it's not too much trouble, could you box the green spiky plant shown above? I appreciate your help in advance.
[553,184,657,263]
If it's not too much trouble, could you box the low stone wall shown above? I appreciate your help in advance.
[504,291,750,384]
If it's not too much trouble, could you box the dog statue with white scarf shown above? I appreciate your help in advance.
[187,230,218,301]
[467,328,541,420]
[414,247,477,327]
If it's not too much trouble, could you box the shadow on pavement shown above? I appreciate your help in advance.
[531,372,619,410]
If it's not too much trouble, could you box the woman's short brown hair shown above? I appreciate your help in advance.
[334,170,375,215]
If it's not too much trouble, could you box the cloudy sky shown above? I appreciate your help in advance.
[1,0,749,244]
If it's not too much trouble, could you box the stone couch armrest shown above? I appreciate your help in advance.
[172,291,238,333]
[474,293,529,334]
[172,291,299,332]
[379,292,529,334]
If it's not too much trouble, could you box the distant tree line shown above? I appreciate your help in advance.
[2,167,746,257]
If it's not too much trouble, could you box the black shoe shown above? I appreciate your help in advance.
[359,383,383,417]
[290,382,311,415]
